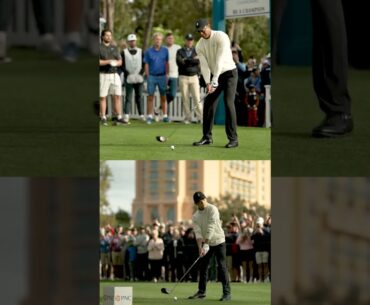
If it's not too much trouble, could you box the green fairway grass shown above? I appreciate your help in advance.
[0,48,98,176]
[100,121,270,160]
[100,281,270,305]
[272,66,370,176]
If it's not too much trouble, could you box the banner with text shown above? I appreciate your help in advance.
[225,0,270,19]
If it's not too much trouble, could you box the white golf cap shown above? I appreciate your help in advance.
[127,34,137,41]
[256,217,264,225]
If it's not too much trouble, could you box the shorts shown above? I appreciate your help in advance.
[100,73,122,97]
[239,249,254,262]
[100,252,110,265]
[147,75,166,96]
[255,251,269,264]
[111,251,123,265]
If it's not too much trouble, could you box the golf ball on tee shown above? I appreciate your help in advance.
[171,145,175,150]
[173,296,178,301]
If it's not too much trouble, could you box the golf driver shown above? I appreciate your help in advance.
[161,255,202,295]
[155,94,208,143]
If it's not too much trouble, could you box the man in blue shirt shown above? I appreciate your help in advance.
[144,32,169,123]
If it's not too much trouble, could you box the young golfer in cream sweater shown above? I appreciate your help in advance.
[188,191,231,301]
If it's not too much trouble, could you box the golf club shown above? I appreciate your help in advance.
[161,255,202,295]
[155,93,208,143]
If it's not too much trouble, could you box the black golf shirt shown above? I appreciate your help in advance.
[100,43,121,74]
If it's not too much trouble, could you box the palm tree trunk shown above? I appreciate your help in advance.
[143,0,157,51]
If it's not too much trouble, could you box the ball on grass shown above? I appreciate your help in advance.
[171,145,175,150]
[173,296,178,301]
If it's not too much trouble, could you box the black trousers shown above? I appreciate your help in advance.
[311,0,351,115]
[198,242,230,296]
[202,69,238,142]
[124,82,144,115]
[136,252,149,280]
[31,0,55,34]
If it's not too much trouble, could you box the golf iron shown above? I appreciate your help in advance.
[160,255,202,295]
[155,94,208,143]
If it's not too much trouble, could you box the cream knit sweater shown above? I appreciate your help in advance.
[195,30,236,85]
[192,203,225,246]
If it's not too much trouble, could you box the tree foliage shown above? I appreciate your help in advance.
[99,0,269,60]
[100,161,112,213]
[208,193,270,223]
[115,209,131,227]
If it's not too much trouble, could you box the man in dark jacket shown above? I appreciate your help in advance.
[176,33,203,124]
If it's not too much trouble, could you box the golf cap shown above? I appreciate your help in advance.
[263,59,270,65]
[195,19,209,31]
[185,33,194,40]
[193,191,206,203]
[256,217,264,225]
[127,34,137,41]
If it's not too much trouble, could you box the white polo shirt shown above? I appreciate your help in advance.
[166,43,181,78]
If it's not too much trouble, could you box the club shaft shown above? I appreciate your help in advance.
[156,94,208,117]
[189,94,208,113]
[168,255,201,293]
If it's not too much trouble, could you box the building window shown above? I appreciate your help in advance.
[192,183,198,191]
[166,181,175,191]
[151,161,158,169]
[191,172,198,179]
[166,160,175,169]
[166,170,175,180]
[151,207,159,220]
[135,209,143,225]
[191,162,198,169]
[150,171,158,179]
[165,192,174,199]
[150,192,158,200]
[150,182,158,191]
[167,207,175,222]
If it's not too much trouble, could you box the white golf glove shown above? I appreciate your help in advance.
[211,79,218,88]
[110,60,118,67]
[202,243,210,255]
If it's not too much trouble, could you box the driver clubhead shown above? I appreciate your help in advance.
[161,288,170,294]
[156,136,167,142]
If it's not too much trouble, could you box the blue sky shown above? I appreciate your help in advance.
[106,161,135,214]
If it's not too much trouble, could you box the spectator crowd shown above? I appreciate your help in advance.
[100,213,271,284]
[99,28,270,127]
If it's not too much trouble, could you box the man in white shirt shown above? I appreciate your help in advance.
[165,32,181,104]
[193,19,238,148]
[188,191,231,301]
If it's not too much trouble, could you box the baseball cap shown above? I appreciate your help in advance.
[127,34,137,41]
[256,217,264,225]
[193,191,206,203]
[185,33,194,40]
[195,19,209,31]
